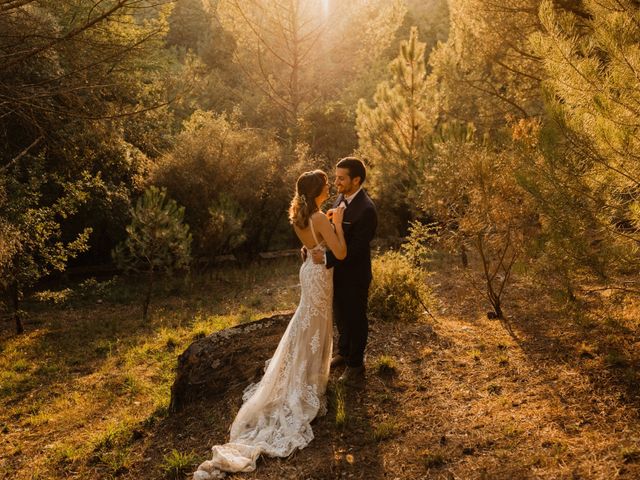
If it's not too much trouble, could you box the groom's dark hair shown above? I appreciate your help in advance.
[336,157,366,184]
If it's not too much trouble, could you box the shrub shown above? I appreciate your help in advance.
[152,110,294,257]
[369,251,431,322]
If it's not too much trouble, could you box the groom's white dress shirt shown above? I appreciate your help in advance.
[339,187,362,209]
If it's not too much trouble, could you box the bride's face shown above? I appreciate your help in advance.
[316,181,330,205]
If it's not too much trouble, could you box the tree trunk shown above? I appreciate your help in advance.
[11,283,23,334]
[143,269,154,320]
[491,298,503,319]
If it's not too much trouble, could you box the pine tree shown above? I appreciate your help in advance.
[113,187,192,320]
[357,26,437,234]
[528,0,640,286]
[428,0,546,132]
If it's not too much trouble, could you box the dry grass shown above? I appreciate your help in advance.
[2,253,640,479]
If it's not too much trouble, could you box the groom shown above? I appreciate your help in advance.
[312,157,377,386]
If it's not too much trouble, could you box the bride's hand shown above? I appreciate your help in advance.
[325,208,335,220]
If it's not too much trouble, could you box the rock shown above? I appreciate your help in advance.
[169,313,292,412]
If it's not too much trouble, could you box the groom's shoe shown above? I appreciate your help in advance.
[338,365,365,387]
[330,354,347,369]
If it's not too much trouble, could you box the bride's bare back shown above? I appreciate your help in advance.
[294,210,346,259]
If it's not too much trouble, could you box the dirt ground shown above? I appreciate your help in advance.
[122,258,640,480]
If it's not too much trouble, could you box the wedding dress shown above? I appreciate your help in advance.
[194,220,333,479]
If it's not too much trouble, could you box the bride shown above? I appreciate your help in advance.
[194,170,346,479]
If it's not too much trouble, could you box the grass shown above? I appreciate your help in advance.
[372,420,397,441]
[487,383,502,396]
[0,257,301,480]
[622,447,640,464]
[420,449,447,469]
[3,252,640,479]
[161,449,198,479]
[333,383,348,428]
[374,355,397,375]
[605,349,629,368]
[469,348,482,362]
[497,354,509,367]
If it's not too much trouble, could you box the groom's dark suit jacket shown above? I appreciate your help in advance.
[326,189,377,286]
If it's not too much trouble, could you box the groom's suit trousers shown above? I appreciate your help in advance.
[334,280,370,368]
[326,189,377,368]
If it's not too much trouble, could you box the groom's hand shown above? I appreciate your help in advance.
[311,248,324,265]
[301,246,308,262]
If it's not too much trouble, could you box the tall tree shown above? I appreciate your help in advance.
[0,1,180,329]
[428,0,547,132]
[215,0,405,145]
[357,27,437,234]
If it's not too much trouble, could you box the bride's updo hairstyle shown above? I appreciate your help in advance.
[289,170,328,229]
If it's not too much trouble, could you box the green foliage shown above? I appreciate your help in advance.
[1,0,181,266]
[300,102,358,166]
[332,383,348,428]
[113,186,191,319]
[369,251,431,322]
[357,27,437,235]
[402,221,438,267]
[421,449,447,468]
[0,159,93,332]
[428,0,545,131]
[114,186,191,275]
[152,110,292,257]
[525,0,640,285]
[372,420,397,441]
[421,133,536,317]
[206,195,247,253]
[374,355,398,375]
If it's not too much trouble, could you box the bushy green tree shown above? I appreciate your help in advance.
[419,124,536,318]
[357,27,437,235]
[300,102,358,168]
[0,160,92,333]
[113,187,192,320]
[152,110,291,257]
[1,1,181,265]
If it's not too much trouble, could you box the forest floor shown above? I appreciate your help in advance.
[1,254,640,479]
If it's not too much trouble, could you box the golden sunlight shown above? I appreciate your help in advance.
[321,0,330,17]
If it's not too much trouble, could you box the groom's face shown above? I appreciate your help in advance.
[334,167,360,196]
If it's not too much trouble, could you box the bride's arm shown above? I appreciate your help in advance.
[313,210,346,260]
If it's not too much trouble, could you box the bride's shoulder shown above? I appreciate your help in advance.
[311,211,329,225]
[311,211,327,220]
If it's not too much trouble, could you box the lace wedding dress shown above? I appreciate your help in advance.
[194,221,333,479]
